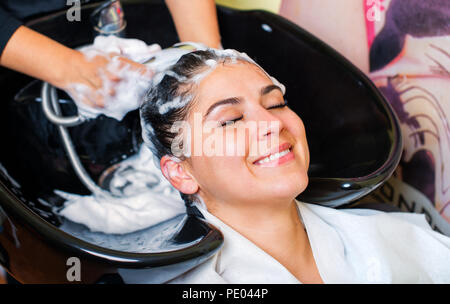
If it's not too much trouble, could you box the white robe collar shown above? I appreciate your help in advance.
[168,200,450,283]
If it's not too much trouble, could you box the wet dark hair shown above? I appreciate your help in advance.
[140,49,251,206]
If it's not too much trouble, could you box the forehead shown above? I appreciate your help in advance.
[193,61,273,108]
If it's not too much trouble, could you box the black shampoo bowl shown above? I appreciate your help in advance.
[0,0,401,283]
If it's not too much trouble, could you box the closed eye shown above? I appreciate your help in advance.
[219,100,288,127]
[220,115,243,127]
[267,99,288,110]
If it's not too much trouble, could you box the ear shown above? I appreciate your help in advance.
[160,155,198,195]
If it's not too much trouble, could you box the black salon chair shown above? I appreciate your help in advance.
[0,0,401,283]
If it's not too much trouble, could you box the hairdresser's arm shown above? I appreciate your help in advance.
[0,26,94,89]
[0,26,146,106]
[165,0,221,48]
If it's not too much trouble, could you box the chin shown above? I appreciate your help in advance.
[265,170,309,200]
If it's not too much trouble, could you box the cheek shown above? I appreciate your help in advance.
[191,153,248,196]
[223,126,249,157]
[204,125,249,158]
[190,129,249,184]
[284,111,310,166]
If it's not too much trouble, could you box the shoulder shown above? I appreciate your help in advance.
[296,200,448,243]
[297,200,433,230]
[296,200,450,283]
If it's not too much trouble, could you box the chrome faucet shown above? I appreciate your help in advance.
[90,0,126,37]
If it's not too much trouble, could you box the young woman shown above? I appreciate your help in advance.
[140,49,450,283]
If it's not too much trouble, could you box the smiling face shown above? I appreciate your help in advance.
[178,61,309,209]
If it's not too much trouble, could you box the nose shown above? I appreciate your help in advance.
[252,106,285,141]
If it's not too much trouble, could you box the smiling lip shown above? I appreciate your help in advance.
[253,142,294,167]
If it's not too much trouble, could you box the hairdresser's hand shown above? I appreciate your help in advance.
[0,26,157,109]
[60,50,153,108]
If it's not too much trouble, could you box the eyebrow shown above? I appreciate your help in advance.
[203,84,284,120]
[260,84,283,96]
[204,97,242,119]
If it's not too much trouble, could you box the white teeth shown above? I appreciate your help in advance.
[256,148,290,164]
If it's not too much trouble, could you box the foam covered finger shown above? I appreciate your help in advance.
[66,85,95,108]
[91,90,105,108]
[113,55,154,78]
[75,86,105,108]
[105,70,121,82]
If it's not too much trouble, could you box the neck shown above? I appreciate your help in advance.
[203,195,310,265]
[199,194,323,283]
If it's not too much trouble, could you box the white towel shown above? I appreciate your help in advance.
[56,145,186,234]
